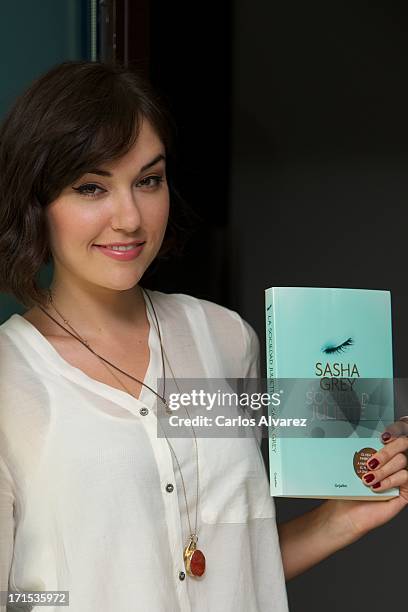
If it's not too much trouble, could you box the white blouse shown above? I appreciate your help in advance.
[0,289,289,612]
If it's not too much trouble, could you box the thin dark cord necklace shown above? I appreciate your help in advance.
[34,286,206,578]
[37,288,169,409]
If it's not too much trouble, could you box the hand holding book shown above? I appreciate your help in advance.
[327,418,408,538]
[278,418,408,581]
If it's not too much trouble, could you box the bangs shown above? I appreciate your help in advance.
[31,62,168,206]
[75,97,142,176]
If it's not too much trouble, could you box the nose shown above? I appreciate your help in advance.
[110,190,142,233]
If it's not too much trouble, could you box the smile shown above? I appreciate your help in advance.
[92,242,145,261]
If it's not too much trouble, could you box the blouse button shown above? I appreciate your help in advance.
[179,571,185,581]
[165,483,174,493]
[139,407,149,416]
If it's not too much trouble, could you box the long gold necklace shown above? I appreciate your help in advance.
[36,287,206,578]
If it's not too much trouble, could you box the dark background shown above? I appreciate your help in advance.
[145,0,233,303]
[148,2,408,610]
[1,1,407,610]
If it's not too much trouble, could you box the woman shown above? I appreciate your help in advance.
[0,60,406,612]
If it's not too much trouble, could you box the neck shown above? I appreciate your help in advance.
[40,279,148,342]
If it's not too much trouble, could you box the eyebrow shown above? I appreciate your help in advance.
[85,153,166,177]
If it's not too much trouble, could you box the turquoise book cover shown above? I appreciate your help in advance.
[264,286,398,500]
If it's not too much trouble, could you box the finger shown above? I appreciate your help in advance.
[381,418,408,442]
[362,452,408,487]
[365,436,408,470]
[365,466,408,493]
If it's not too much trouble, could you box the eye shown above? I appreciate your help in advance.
[322,337,354,355]
[72,183,106,198]
[137,175,165,189]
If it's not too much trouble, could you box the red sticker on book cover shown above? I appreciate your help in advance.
[353,447,377,478]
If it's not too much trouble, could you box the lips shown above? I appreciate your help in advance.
[92,242,145,261]
[94,241,145,247]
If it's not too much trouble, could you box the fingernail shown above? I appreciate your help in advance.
[382,432,391,442]
[368,458,379,469]
[372,482,381,489]
[363,473,375,483]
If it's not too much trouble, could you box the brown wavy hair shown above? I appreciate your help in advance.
[0,60,198,308]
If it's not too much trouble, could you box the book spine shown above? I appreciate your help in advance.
[265,288,283,495]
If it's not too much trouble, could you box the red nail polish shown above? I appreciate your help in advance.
[372,482,381,489]
[382,432,391,442]
[363,473,375,483]
[368,458,379,469]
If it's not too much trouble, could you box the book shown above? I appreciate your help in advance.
[264,286,398,500]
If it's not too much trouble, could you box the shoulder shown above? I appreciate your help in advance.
[0,319,19,351]
[0,319,50,394]
[0,323,51,448]
[150,287,254,331]
[148,289,260,372]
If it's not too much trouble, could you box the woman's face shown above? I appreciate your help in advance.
[45,118,169,293]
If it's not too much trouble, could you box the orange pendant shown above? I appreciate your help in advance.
[183,536,206,577]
